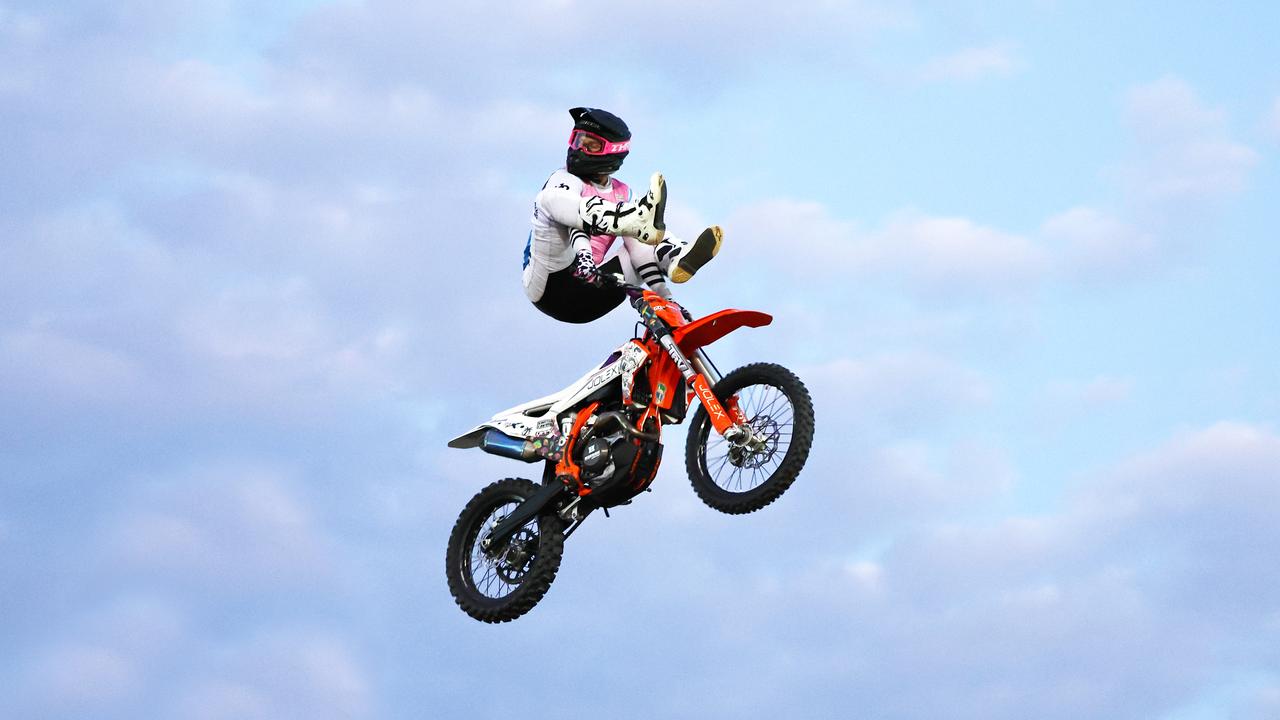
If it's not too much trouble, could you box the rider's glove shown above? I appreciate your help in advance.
[571,248,603,288]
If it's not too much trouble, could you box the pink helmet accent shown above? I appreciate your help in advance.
[569,129,631,156]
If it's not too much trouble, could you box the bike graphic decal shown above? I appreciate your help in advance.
[620,341,649,405]
[693,375,733,434]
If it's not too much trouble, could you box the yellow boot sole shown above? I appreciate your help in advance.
[670,225,722,284]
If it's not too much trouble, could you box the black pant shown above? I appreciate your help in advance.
[532,257,627,324]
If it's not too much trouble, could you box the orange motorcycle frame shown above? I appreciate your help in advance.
[634,291,773,437]
[556,291,774,495]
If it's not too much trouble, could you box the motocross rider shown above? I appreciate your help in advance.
[522,107,723,459]
[523,107,722,323]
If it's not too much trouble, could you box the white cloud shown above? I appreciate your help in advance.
[763,355,1012,532]
[5,595,190,718]
[888,421,1280,617]
[1126,76,1226,140]
[726,201,1048,299]
[0,326,146,404]
[1142,138,1257,200]
[1035,78,1257,284]
[806,352,992,429]
[1078,421,1280,530]
[919,43,1021,82]
[1121,76,1258,203]
[844,560,886,593]
[869,213,1049,297]
[727,198,859,266]
[178,278,335,362]
[12,621,371,720]
[1,201,179,316]
[864,439,1016,508]
[171,633,371,720]
[285,0,913,97]
[718,79,1258,299]
[1041,206,1158,279]
[102,463,337,590]
[21,644,140,713]
[0,191,434,423]
[654,421,1280,719]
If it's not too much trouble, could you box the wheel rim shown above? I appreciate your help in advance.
[701,382,794,493]
[463,497,541,600]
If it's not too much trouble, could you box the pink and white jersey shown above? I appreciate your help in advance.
[523,168,669,304]
[579,177,631,263]
[524,169,628,302]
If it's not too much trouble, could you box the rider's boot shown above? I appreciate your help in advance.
[580,172,666,245]
[657,225,723,283]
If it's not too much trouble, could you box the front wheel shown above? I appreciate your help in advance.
[686,362,814,514]
[445,478,565,623]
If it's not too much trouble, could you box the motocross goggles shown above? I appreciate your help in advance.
[568,129,631,156]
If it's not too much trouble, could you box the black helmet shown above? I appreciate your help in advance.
[566,107,631,179]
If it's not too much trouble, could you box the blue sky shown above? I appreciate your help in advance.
[3,1,1280,718]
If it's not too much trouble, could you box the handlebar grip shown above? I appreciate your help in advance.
[599,274,646,302]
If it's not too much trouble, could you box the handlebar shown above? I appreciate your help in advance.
[601,273,648,306]
[601,274,693,326]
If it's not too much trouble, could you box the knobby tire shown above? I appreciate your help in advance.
[685,362,814,514]
[445,478,565,623]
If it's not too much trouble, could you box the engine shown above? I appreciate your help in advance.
[576,412,662,507]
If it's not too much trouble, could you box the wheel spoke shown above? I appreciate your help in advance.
[710,451,733,474]
[700,381,799,494]
[464,498,540,600]
[753,390,787,419]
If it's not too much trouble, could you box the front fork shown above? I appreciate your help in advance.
[691,348,722,385]
[657,335,761,449]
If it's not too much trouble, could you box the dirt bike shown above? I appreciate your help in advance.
[444,280,814,622]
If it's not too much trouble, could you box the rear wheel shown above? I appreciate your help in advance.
[445,478,565,623]
[686,363,814,514]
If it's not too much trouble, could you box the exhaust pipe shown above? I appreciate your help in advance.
[479,429,539,462]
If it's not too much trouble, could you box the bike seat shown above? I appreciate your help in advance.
[498,391,562,419]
